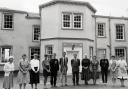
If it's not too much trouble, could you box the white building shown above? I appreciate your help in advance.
[39,0,96,73]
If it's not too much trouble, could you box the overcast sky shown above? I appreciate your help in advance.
[0,0,128,17]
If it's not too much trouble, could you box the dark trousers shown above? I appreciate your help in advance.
[50,74,57,86]
[72,71,79,85]
[101,70,108,83]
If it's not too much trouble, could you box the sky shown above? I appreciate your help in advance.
[0,0,128,17]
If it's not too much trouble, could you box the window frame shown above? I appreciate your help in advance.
[115,24,125,40]
[73,13,83,29]
[97,23,106,37]
[62,12,72,29]
[32,25,40,42]
[29,47,40,60]
[2,12,14,30]
[61,12,83,30]
[0,46,13,63]
[45,45,53,60]
[115,47,126,60]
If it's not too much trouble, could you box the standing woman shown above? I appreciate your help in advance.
[30,54,40,89]
[90,56,99,85]
[42,54,50,89]
[81,54,90,85]
[3,56,15,89]
[117,55,128,87]
[110,56,118,87]
[17,54,30,89]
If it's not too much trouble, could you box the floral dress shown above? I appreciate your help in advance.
[117,60,128,80]
[110,60,118,79]
[17,59,30,84]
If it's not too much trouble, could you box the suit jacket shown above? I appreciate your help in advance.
[59,57,68,72]
[71,58,80,72]
[50,58,59,74]
[100,59,109,70]
[82,58,90,68]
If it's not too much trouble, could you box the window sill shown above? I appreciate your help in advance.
[115,39,126,42]
[1,28,14,31]
[97,36,106,38]
[32,40,40,42]
[62,28,83,30]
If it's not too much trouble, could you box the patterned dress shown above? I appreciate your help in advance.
[110,60,118,79]
[117,60,128,80]
[17,59,30,84]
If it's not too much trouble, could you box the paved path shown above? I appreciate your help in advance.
[0,75,128,89]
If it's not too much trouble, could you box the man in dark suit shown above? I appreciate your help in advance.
[59,52,68,86]
[100,54,109,84]
[71,54,80,86]
[50,53,59,87]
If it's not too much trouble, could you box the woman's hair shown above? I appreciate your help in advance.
[22,54,26,57]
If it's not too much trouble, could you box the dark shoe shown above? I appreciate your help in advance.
[65,84,68,86]
[76,83,79,86]
[85,82,88,85]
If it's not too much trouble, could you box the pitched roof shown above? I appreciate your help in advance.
[39,0,96,13]
[0,7,40,19]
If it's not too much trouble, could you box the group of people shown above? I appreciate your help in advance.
[2,52,128,89]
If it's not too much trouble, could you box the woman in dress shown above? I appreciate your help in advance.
[81,54,90,85]
[17,54,30,89]
[30,54,40,89]
[117,55,128,87]
[42,54,50,89]
[3,56,14,89]
[90,56,99,85]
[110,56,118,86]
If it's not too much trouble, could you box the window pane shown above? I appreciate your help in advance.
[1,47,12,62]
[73,14,82,29]
[33,26,40,41]
[62,13,71,28]
[97,23,105,37]
[3,13,13,29]
[116,24,124,40]
[115,48,125,57]
[30,47,40,59]
[45,45,53,59]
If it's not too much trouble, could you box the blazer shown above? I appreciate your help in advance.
[50,58,59,74]
[100,59,109,70]
[71,58,80,72]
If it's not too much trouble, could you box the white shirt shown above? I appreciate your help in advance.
[4,62,14,76]
[30,59,39,72]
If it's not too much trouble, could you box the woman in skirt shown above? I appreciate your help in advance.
[3,56,14,89]
[17,54,30,89]
[42,54,50,89]
[90,56,99,85]
[117,55,128,87]
[30,54,40,89]
[110,56,118,87]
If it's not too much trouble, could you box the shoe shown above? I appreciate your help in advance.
[76,83,79,86]
[65,84,68,86]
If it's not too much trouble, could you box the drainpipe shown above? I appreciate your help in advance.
[94,17,97,57]
[108,17,112,59]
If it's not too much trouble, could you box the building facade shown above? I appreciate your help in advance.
[39,0,96,73]
[0,0,128,73]
[0,8,40,70]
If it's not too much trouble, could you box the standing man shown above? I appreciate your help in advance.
[50,53,59,87]
[71,54,80,86]
[81,54,90,85]
[100,54,109,84]
[59,52,68,86]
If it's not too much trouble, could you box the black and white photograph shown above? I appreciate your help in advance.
[0,0,128,89]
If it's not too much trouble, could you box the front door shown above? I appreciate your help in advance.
[64,47,82,74]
